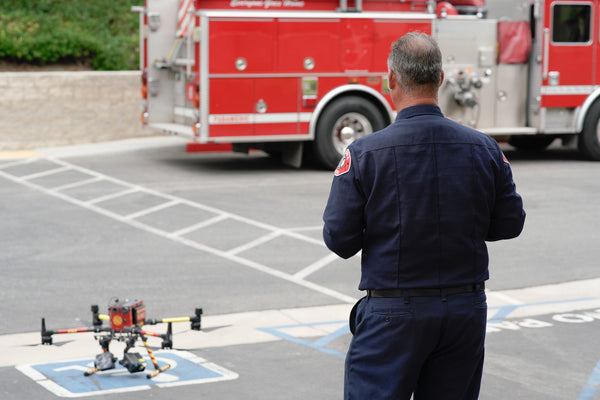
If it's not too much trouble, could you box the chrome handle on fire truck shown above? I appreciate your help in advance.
[543,28,550,80]
[147,12,161,32]
[148,77,159,97]
[256,99,267,114]
[338,0,362,12]
[304,57,315,71]
[236,58,247,71]
[548,71,560,86]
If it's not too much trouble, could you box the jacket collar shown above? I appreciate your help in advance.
[395,104,443,121]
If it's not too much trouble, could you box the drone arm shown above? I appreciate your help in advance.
[41,318,111,345]
[145,308,202,330]
[138,329,163,338]
[96,314,110,323]
[145,316,188,324]
[139,321,173,349]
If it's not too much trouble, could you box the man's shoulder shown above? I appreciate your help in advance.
[437,117,500,147]
[349,124,396,154]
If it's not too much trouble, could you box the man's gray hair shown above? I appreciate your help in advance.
[387,32,443,93]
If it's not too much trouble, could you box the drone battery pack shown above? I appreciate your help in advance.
[109,299,146,332]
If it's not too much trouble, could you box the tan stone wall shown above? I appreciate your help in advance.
[0,71,152,150]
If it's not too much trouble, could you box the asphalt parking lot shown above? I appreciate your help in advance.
[1,136,600,399]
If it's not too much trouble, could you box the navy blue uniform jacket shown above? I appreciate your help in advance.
[323,105,525,290]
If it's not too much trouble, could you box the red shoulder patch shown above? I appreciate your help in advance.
[502,152,510,164]
[334,149,351,176]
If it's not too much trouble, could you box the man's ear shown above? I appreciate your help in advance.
[388,70,397,90]
[439,70,444,87]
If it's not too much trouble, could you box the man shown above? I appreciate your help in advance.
[322,32,525,400]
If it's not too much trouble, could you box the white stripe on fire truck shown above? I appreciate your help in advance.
[209,113,312,125]
[540,85,596,95]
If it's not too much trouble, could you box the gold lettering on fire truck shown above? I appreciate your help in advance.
[230,0,305,8]
[210,114,252,124]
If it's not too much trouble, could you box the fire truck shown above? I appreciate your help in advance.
[132,0,600,168]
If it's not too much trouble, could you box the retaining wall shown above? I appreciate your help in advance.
[0,71,151,151]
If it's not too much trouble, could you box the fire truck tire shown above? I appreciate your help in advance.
[508,135,555,152]
[579,101,600,161]
[314,96,386,169]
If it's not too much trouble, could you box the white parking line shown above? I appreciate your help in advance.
[287,225,322,232]
[86,187,138,204]
[294,253,340,280]
[0,157,38,169]
[0,157,356,305]
[47,157,325,247]
[50,176,103,192]
[227,230,282,255]
[124,199,180,220]
[20,166,70,181]
[169,215,229,236]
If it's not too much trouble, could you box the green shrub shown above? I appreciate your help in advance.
[0,0,142,70]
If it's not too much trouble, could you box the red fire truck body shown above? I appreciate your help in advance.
[133,0,600,168]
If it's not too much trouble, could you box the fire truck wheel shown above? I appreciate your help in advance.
[315,96,386,169]
[579,101,600,161]
[508,135,555,152]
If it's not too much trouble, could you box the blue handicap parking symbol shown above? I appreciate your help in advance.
[17,350,238,397]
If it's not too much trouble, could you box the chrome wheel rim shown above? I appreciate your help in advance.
[331,112,373,155]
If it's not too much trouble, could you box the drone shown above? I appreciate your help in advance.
[41,298,202,379]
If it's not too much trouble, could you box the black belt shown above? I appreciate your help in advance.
[367,282,485,298]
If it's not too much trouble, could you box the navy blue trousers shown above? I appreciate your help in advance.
[344,290,487,400]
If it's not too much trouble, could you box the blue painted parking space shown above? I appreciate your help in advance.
[258,303,600,400]
[259,321,349,359]
[17,350,238,397]
[578,360,600,400]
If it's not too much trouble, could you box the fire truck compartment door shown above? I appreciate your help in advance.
[542,1,596,108]
[208,78,300,138]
